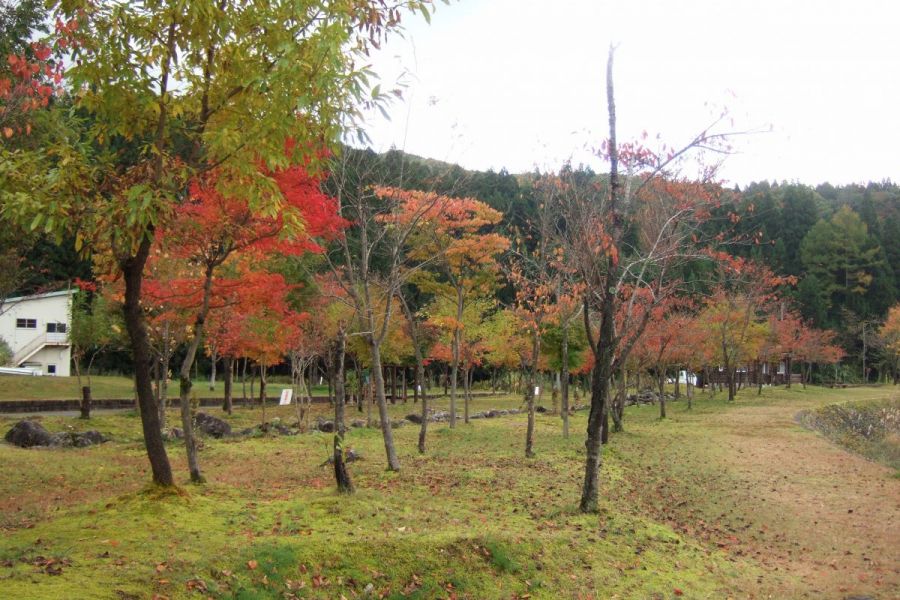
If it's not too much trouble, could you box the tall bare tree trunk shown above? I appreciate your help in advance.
[580,47,620,513]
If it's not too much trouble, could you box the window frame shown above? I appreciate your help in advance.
[16,318,37,329]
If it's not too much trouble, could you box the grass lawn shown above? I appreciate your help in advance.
[0,385,897,599]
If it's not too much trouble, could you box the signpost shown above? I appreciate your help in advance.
[279,388,293,406]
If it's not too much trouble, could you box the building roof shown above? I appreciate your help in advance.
[2,289,74,305]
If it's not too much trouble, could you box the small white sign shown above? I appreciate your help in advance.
[416,384,422,392]
[278,388,293,406]
[534,386,540,396]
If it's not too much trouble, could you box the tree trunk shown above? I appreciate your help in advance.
[728,366,737,401]
[333,325,353,493]
[525,333,540,458]
[80,386,92,420]
[450,333,460,428]
[121,238,174,487]
[178,374,204,483]
[686,371,694,409]
[561,327,571,437]
[658,370,667,419]
[785,355,793,388]
[611,368,625,432]
[401,367,407,403]
[223,356,233,414]
[208,348,217,391]
[450,286,464,428]
[389,365,396,404]
[580,47,620,513]
[241,357,248,400]
[463,367,470,424]
[158,322,171,431]
[757,359,764,395]
[417,362,428,454]
[177,262,219,484]
[580,330,613,513]
[370,340,400,471]
[355,360,364,413]
[259,365,267,425]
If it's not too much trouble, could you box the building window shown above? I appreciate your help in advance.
[47,364,57,375]
[16,318,37,329]
[47,322,67,333]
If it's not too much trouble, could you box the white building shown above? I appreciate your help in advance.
[0,290,73,376]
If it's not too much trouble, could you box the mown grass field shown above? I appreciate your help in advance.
[0,374,330,401]
[1,385,897,599]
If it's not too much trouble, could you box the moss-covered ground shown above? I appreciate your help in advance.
[1,385,897,599]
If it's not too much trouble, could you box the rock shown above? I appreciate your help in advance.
[166,427,184,440]
[405,413,423,424]
[350,419,367,428]
[507,408,520,415]
[535,405,548,413]
[316,419,335,433]
[49,432,75,447]
[194,412,232,438]
[321,448,363,466]
[237,427,257,437]
[51,430,107,447]
[470,411,486,419]
[363,583,375,597]
[5,420,53,448]
[6,421,106,448]
[390,419,406,429]
[75,430,107,446]
[485,410,501,418]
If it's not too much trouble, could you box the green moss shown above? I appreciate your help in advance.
[5,388,891,598]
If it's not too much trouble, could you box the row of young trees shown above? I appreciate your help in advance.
[0,3,889,513]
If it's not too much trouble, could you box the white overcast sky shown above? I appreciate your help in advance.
[360,0,899,187]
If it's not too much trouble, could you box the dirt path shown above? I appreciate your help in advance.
[716,395,899,597]
[619,389,900,599]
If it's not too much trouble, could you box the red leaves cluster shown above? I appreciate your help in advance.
[143,160,346,368]
[1,43,63,138]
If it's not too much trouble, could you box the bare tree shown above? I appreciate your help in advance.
[554,47,745,513]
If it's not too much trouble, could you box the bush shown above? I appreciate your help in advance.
[797,398,900,469]
[0,336,11,365]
